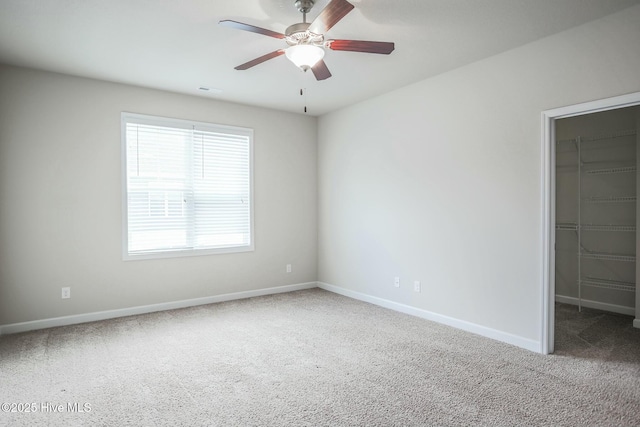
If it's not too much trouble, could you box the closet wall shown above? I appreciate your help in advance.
[637,111,640,325]
[556,106,640,316]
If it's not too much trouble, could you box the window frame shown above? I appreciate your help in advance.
[121,112,255,261]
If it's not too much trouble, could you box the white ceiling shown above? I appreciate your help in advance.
[1,0,638,116]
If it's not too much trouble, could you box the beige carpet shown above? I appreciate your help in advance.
[1,289,639,426]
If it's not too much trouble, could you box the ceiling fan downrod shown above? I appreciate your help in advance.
[295,0,315,23]
[294,0,315,14]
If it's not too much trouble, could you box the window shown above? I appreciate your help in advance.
[122,113,253,260]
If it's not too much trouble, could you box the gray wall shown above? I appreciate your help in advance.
[317,5,640,342]
[0,65,318,325]
[637,110,640,323]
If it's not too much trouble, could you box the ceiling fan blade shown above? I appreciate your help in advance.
[327,39,395,54]
[235,50,286,70]
[219,20,285,39]
[308,0,355,35]
[311,60,332,81]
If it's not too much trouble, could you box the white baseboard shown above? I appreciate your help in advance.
[634,319,640,329]
[555,295,635,316]
[0,282,317,335]
[317,282,541,353]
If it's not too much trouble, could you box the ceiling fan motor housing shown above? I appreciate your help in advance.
[294,0,315,13]
[285,22,324,46]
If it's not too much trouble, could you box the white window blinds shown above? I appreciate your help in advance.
[122,113,253,259]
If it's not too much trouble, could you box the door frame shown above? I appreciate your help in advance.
[541,91,640,354]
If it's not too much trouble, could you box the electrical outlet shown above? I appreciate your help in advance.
[286,264,292,273]
[61,287,71,299]
[413,281,421,293]
[394,277,400,288]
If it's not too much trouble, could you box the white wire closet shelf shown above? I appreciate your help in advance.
[580,129,637,142]
[556,223,636,232]
[579,252,636,262]
[582,195,636,203]
[580,277,636,292]
[585,166,636,175]
[556,128,637,145]
[582,224,636,232]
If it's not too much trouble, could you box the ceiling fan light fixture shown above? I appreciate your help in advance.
[285,44,324,71]
[219,0,394,81]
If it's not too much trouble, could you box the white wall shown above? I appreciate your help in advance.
[0,65,317,326]
[2,6,639,347]
[318,5,640,344]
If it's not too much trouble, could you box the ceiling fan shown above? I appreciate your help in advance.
[219,0,395,81]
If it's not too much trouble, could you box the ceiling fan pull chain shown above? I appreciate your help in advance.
[300,87,307,113]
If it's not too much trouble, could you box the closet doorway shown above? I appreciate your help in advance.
[554,106,639,356]
[555,107,638,314]
[542,92,640,355]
